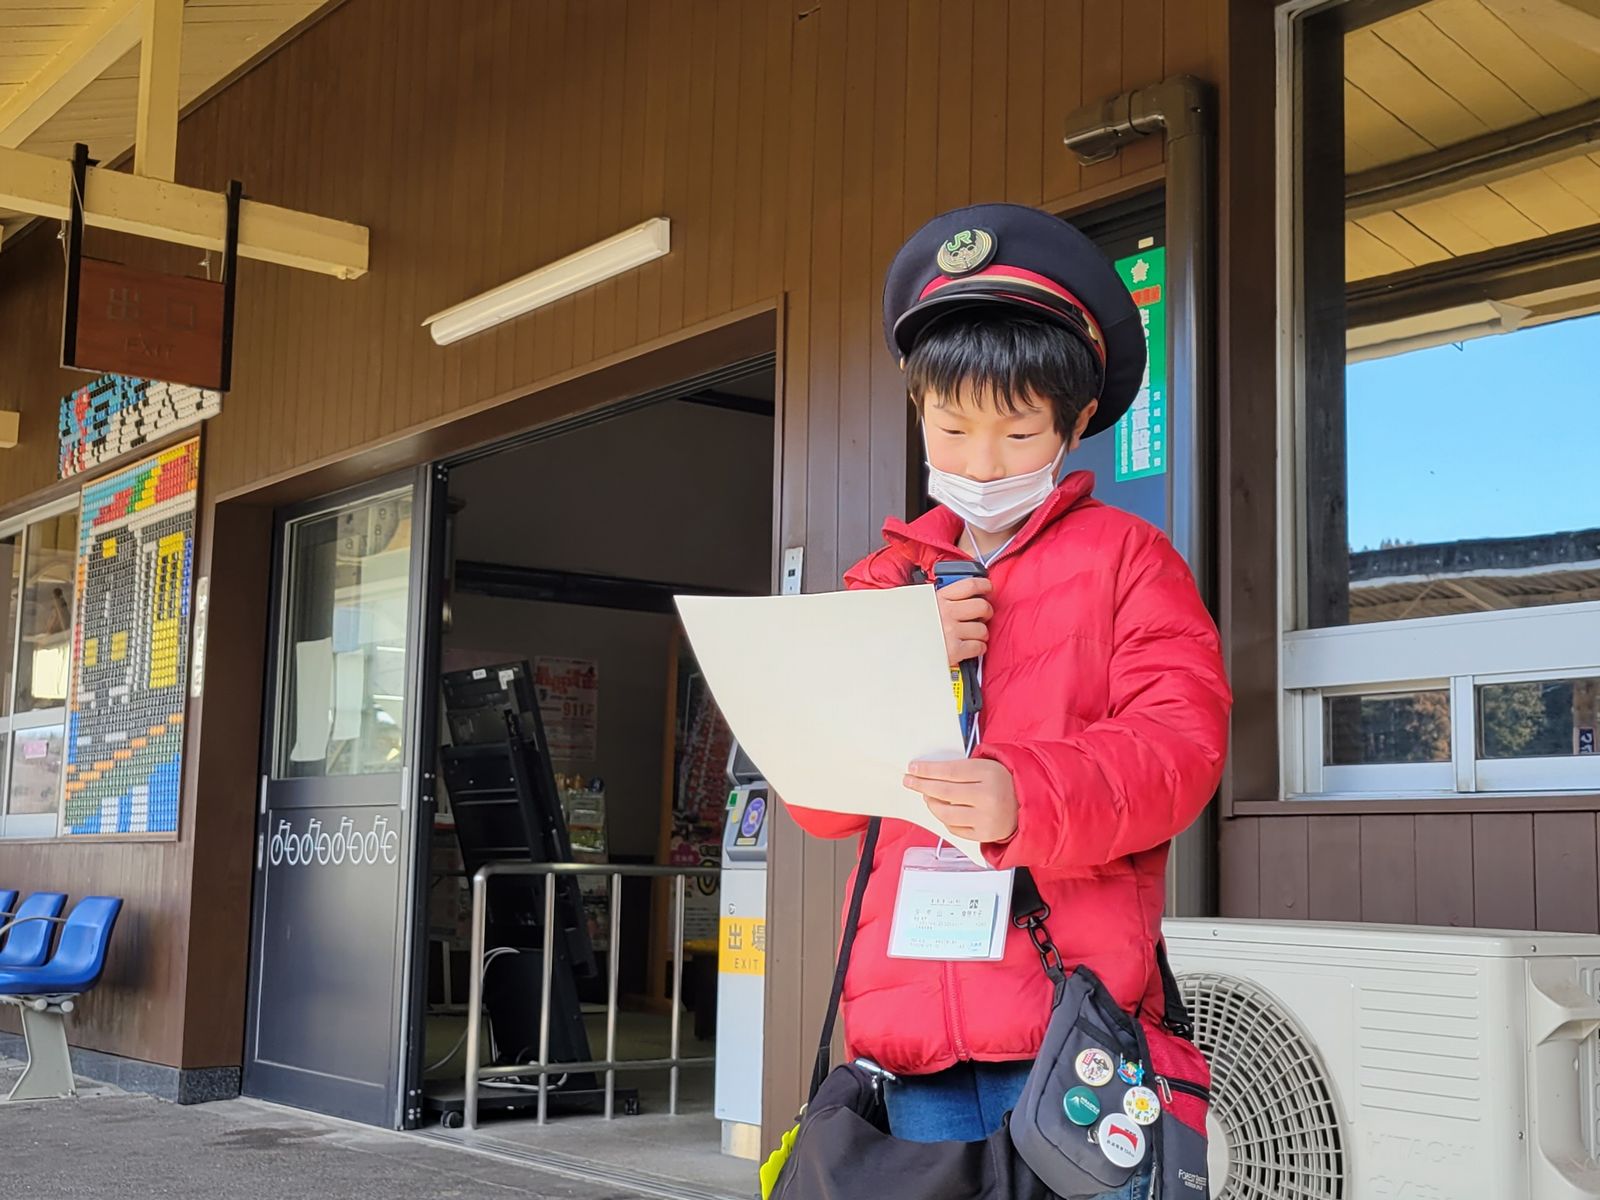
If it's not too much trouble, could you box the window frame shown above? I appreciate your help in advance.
[1273,0,1600,802]
[1298,680,1457,797]
[0,496,80,840]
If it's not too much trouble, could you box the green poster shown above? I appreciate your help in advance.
[1111,247,1167,483]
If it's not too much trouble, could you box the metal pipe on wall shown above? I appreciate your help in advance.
[1063,76,1219,919]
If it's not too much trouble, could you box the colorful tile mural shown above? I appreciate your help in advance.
[63,440,200,835]
[59,374,221,480]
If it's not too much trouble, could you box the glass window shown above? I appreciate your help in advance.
[13,513,77,713]
[0,533,18,717]
[0,506,78,836]
[275,490,412,779]
[1295,4,1600,632]
[1326,690,1451,766]
[1282,2,1600,799]
[1479,678,1600,760]
[9,726,65,815]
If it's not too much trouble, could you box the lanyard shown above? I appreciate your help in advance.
[963,529,1012,752]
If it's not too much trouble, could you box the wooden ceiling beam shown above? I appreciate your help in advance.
[0,144,368,279]
[134,0,184,180]
[1346,98,1600,220]
[0,0,143,150]
[1347,224,1600,326]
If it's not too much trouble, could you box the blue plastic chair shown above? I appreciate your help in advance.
[0,896,123,995]
[0,892,67,969]
[0,895,122,1103]
[0,890,16,923]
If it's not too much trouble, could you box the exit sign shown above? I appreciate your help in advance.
[65,258,229,392]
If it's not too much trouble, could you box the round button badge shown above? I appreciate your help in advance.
[1063,1086,1101,1127]
[1074,1048,1115,1087]
[1095,1113,1148,1169]
[1122,1085,1162,1126]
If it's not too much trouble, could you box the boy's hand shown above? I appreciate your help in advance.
[904,758,1018,844]
[935,576,994,666]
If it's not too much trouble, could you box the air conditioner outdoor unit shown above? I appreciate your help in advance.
[1163,920,1600,1200]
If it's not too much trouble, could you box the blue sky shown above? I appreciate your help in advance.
[1345,311,1600,551]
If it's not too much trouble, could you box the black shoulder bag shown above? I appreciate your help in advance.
[764,819,1214,1200]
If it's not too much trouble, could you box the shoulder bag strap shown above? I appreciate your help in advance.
[1011,864,1046,922]
[1010,866,1066,994]
[808,817,882,1103]
[1016,867,1195,1041]
[1154,938,1195,1041]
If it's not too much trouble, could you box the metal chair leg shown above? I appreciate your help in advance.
[8,1007,76,1102]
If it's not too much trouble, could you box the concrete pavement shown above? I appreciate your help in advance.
[0,1060,702,1200]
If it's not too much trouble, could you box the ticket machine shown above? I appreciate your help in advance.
[715,742,769,1159]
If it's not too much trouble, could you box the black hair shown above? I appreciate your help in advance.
[904,309,1101,438]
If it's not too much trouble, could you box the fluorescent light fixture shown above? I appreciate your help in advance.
[424,217,671,346]
[1346,299,1531,365]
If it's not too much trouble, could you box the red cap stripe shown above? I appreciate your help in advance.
[916,263,1107,360]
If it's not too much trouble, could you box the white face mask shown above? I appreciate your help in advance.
[926,442,1067,533]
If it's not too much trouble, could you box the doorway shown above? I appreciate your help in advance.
[241,471,441,1126]
[241,355,775,1196]
[414,366,774,1193]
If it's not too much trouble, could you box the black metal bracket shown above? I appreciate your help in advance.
[58,142,244,393]
[60,142,92,369]
[219,178,243,392]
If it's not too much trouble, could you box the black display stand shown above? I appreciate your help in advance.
[426,662,637,1125]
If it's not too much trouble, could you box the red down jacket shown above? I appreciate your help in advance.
[785,471,1231,1078]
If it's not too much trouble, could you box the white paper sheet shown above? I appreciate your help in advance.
[332,651,365,741]
[675,587,983,864]
[290,638,335,763]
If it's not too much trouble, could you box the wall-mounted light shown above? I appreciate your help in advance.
[423,217,671,346]
[0,410,18,449]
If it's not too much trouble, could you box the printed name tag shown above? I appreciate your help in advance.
[887,845,1014,961]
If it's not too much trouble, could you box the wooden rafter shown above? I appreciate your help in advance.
[135,0,184,181]
[1346,99,1600,220]
[1483,0,1600,55]
[0,0,143,150]
[1444,578,1507,613]
[0,144,368,279]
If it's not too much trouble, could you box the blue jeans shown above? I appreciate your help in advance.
[884,1062,1153,1199]
[884,1060,1034,1142]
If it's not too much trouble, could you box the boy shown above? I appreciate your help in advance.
[785,204,1231,1177]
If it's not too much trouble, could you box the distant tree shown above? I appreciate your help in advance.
[1328,690,1450,764]
[1480,682,1571,759]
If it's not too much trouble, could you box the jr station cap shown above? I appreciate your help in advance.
[882,202,1146,437]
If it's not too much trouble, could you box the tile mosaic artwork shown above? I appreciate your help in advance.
[59,374,221,479]
[63,440,200,835]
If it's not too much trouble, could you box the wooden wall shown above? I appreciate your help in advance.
[0,228,207,1065]
[758,0,1229,1134]
[28,0,1587,1138]
[1219,812,1600,933]
[0,0,1224,1080]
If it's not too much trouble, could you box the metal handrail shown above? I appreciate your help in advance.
[0,914,66,939]
[463,861,722,1131]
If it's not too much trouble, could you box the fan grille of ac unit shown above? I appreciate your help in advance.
[1179,972,1346,1200]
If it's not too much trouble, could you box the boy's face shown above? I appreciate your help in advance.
[923,384,1098,483]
